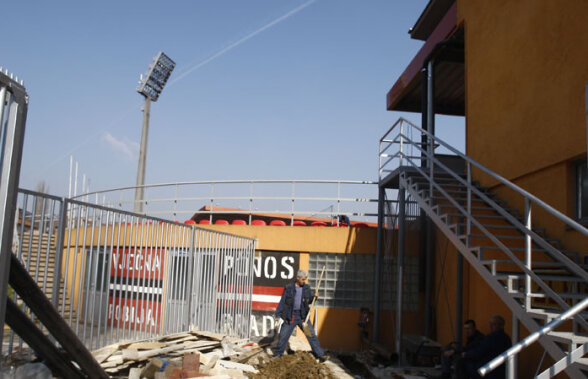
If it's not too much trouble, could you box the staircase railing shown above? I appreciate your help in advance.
[380,117,588,377]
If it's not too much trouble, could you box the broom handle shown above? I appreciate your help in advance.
[305,266,326,323]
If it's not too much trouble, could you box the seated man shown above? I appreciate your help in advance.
[273,270,327,361]
[440,319,484,379]
[462,315,512,379]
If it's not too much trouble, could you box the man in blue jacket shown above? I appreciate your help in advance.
[462,315,512,379]
[273,269,327,361]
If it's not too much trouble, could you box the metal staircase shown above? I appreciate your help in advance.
[380,118,588,378]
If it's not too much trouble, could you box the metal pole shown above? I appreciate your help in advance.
[510,315,518,378]
[395,187,406,358]
[0,83,27,349]
[427,59,435,197]
[134,96,151,213]
[373,186,385,343]
[424,220,434,338]
[456,253,463,345]
[525,198,532,310]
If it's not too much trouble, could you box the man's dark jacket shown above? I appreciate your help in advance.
[462,330,484,352]
[464,329,512,379]
[274,282,313,324]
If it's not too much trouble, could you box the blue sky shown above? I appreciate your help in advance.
[2,0,464,197]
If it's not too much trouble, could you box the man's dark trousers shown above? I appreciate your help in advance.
[275,310,324,357]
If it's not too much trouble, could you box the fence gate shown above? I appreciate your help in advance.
[0,70,28,350]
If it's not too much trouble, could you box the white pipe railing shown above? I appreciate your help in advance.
[478,297,588,377]
[73,179,379,223]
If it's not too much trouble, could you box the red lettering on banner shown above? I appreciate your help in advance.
[108,247,165,330]
[107,297,161,330]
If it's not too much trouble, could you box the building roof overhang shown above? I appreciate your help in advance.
[409,0,456,41]
[387,2,465,116]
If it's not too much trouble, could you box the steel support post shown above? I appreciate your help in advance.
[510,315,519,378]
[456,253,463,345]
[424,219,434,338]
[134,96,151,213]
[0,81,27,350]
[373,185,385,343]
[420,67,428,168]
[427,59,435,198]
[524,198,532,310]
[395,187,406,358]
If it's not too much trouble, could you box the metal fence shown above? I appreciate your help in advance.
[6,189,256,356]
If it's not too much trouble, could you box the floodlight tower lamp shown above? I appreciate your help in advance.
[134,51,175,213]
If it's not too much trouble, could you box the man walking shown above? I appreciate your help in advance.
[274,270,327,361]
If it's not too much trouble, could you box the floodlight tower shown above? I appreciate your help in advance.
[135,52,175,213]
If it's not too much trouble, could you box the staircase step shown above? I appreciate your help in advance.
[528,308,588,322]
[464,234,562,248]
[480,259,565,270]
[547,331,588,345]
[510,291,588,301]
[495,271,585,282]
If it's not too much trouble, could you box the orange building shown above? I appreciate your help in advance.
[383,0,588,377]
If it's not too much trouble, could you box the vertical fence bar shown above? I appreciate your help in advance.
[186,225,196,330]
[51,199,67,309]
[178,225,188,332]
[249,182,253,225]
[112,211,125,344]
[82,206,97,345]
[399,120,404,167]
[291,182,295,226]
[101,210,116,347]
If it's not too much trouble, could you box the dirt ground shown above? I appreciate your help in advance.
[250,351,337,379]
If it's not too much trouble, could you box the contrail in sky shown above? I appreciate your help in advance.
[169,0,317,85]
[40,0,316,173]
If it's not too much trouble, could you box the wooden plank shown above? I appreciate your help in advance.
[123,341,217,362]
[140,358,165,379]
[193,330,226,341]
[216,360,257,373]
[232,348,263,363]
[4,299,85,379]
[158,331,193,341]
[163,335,199,345]
[128,367,142,379]
[127,342,167,350]
[91,344,119,363]
[9,254,109,379]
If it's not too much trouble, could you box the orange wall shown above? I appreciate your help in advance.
[459,0,588,186]
[199,224,377,254]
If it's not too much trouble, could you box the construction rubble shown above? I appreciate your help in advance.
[91,329,352,379]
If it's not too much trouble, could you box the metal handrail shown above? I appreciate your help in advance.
[381,118,588,239]
[71,179,379,223]
[73,179,376,197]
[382,121,588,285]
[478,296,588,377]
[398,142,588,332]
